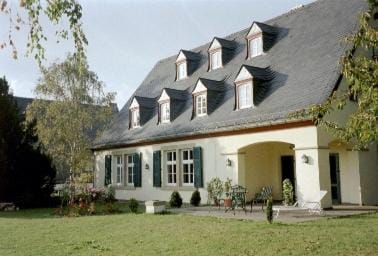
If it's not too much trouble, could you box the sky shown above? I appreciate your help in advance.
[0,0,315,109]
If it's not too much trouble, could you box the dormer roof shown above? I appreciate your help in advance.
[193,78,225,94]
[235,65,274,83]
[176,50,200,62]
[209,37,236,51]
[158,88,187,102]
[130,96,155,109]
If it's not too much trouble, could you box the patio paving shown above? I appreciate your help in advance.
[169,205,378,223]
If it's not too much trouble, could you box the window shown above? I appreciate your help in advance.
[160,102,170,123]
[195,94,207,116]
[126,155,134,186]
[182,149,194,185]
[210,50,222,70]
[238,82,252,109]
[115,155,123,185]
[166,151,177,185]
[130,109,140,128]
[177,62,187,80]
[250,37,263,58]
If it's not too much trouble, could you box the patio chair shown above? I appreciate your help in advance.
[273,190,328,218]
[225,185,247,215]
[250,186,272,212]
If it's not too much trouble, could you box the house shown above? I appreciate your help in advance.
[92,0,377,207]
[14,96,119,183]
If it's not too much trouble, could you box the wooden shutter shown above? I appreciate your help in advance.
[104,155,112,186]
[153,151,162,187]
[193,147,203,188]
[133,153,142,187]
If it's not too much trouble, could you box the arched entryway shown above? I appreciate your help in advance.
[238,141,295,201]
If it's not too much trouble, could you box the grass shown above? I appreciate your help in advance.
[0,206,377,256]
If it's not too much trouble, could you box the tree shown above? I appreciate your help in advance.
[0,77,56,208]
[26,54,115,201]
[295,2,377,150]
[0,0,86,66]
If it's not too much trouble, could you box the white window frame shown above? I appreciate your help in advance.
[115,155,124,185]
[166,151,177,186]
[195,93,207,117]
[181,149,194,186]
[177,62,187,80]
[130,108,140,128]
[160,101,170,123]
[210,50,222,70]
[250,36,263,58]
[237,81,253,109]
[126,154,135,186]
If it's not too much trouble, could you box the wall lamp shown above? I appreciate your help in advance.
[301,154,309,164]
[226,158,232,167]
[145,163,150,170]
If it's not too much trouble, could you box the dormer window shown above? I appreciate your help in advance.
[177,62,187,80]
[237,82,253,109]
[210,50,222,70]
[160,101,170,123]
[130,108,140,128]
[195,94,207,116]
[250,36,263,58]
[246,22,277,59]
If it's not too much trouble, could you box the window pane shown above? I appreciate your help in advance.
[173,152,176,161]
[190,150,193,160]
[167,152,172,161]
[183,150,188,160]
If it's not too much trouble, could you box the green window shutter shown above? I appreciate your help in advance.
[193,147,203,188]
[133,153,142,187]
[104,155,112,186]
[153,151,161,187]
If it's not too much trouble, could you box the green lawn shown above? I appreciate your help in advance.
[0,207,377,256]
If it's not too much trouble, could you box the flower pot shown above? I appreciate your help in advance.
[224,198,232,208]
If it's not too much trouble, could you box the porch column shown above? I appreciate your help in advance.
[294,147,332,208]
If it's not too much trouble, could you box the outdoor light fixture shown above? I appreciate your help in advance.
[145,163,150,170]
[226,158,232,166]
[301,154,309,164]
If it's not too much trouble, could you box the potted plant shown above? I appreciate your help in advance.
[223,178,232,208]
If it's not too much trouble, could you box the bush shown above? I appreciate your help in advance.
[104,185,116,203]
[206,177,223,206]
[190,190,201,206]
[128,198,139,213]
[282,179,294,206]
[169,191,183,208]
[266,196,273,224]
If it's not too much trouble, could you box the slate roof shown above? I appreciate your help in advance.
[179,50,201,61]
[93,0,366,150]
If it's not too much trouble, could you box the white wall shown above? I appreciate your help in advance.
[94,124,324,204]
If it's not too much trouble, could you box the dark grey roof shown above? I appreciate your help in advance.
[14,96,34,114]
[93,0,366,149]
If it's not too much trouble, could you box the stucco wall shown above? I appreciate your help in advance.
[94,124,322,203]
[359,143,378,205]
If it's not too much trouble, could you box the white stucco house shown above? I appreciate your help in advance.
[92,0,377,208]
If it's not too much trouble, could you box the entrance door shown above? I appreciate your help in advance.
[329,154,341,204]
[281,156,295,194]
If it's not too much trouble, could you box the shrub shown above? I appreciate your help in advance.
[190,190,201,206]
[128,198,139,213]
[224,178,232,197]
[169,191,183,208]
[282,179,294,206]
[266,196,273,224]
[206,177,223,205]
[104,185,116,203]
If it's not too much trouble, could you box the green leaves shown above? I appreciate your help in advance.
[292,5,378,150]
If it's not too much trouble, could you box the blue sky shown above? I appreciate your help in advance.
[0,0,315,108]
